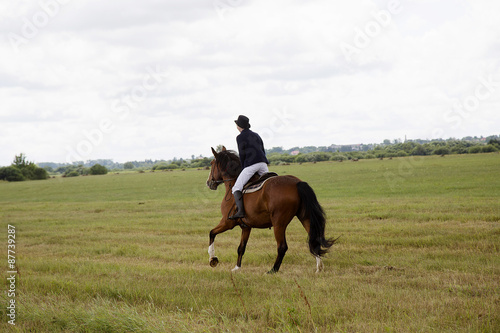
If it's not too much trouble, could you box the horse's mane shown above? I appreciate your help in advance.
[216,150,242,178]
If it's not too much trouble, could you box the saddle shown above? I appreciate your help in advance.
[242,172,278,194]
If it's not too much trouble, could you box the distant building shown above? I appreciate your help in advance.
[290,150,300,156]
[351,144,361,151]
[328,143,374,152]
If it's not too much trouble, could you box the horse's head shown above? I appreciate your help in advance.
[206,147,224,190]
[206,146,241,190]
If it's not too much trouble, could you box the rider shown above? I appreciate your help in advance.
[229,115,269,220]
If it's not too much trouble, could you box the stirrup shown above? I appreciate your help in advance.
[237,218,249,228]
[229,211,248,228]
[229,211,245,220]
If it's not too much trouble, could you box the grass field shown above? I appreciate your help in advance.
[1,153,499,332]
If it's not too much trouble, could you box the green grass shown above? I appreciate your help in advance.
[1,153,499,332]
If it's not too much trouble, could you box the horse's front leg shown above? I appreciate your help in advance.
[232,227,252,272]
[209,219,237,268]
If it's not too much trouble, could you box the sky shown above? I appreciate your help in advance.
[1,0,499,166]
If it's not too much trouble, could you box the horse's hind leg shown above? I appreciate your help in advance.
[232,227,252,272]
[299,217,324,273]
[209,219,236,267]
[268,225,288,274]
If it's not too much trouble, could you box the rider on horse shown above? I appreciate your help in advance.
[229,115,270,220]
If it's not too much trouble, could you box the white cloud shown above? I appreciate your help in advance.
[0,0,499,166]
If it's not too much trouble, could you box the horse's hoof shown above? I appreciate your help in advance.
[209,257,219,268]
[267,268,278,274]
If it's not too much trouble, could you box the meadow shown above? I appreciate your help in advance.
[1,153,499,332]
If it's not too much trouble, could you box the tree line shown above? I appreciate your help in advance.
[2,136,497,182]
[266,137,500,164]
[55,164,108,178]
[0,154,49,182]
[1,154,108,181]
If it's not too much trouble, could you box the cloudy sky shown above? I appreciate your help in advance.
[1,0,499,166]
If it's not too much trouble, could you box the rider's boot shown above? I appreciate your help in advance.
[228,191,245,220]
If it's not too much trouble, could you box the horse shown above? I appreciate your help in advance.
[206,146,336,274]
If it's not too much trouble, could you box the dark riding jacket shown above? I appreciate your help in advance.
[236,129,269,168]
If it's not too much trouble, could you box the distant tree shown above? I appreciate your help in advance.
[0,166,25,181]
[124,162,135,169]
[12,153,32,168]
[481,145,498,153]
[64,171,80,177]
[267,147,284,154]
[487,138,500,150]
[468,146,481,154]
[396,151,408,157]
[89,164,108,175]
[340,145,353,152]
[433,147,450,155]
[3,154,49,181]
[62,165,89,177]
[330,154,347,161]
[191,158,211,168]
[32,167,49,180]
[19,163,37,179]
[55,166,69,174]
[411,145,427,156]
[153,163,177,170]
[301,146,319,154]
[399,142,417,153]
[309,152,331,162]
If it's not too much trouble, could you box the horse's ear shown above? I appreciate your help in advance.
[211,147,218,157]
[222,146,227,152]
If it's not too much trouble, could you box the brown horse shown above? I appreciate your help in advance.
[206,146,336,273]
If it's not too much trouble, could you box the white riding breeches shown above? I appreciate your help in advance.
[232,162,269,193]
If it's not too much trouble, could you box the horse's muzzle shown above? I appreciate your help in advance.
[206,180,219,191]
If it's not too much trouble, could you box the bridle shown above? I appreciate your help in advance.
[208,160,235,188]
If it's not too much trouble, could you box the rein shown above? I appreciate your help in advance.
[214,178,235,184]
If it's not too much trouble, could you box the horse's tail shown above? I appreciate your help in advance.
[296,181,336,257]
